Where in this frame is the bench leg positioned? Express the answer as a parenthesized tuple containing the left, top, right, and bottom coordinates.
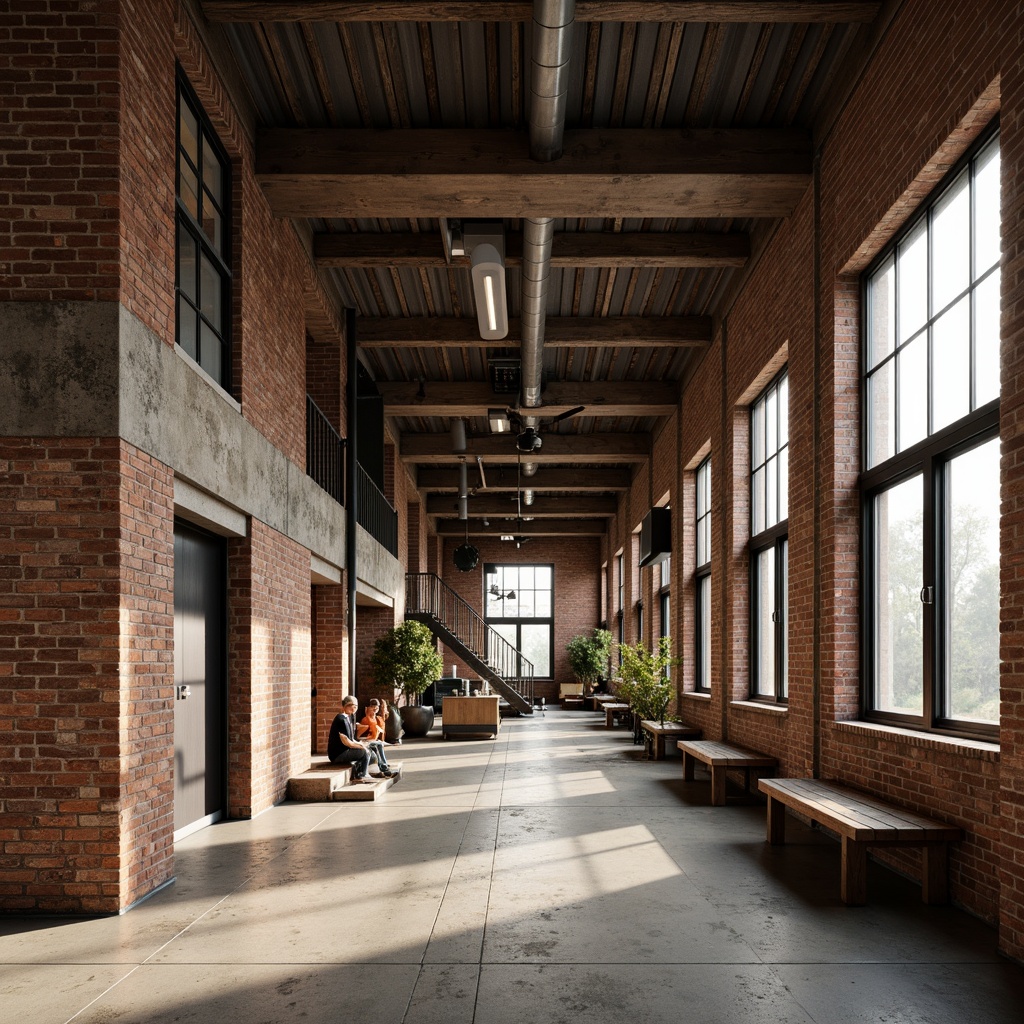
(766, 795, 786, 844)
(652, 735, 665, 761)
(682, 751, 695, 781)
(710, 766, 727, 806)
(841, 837, 868, 905)
(921, 844, 949, 904)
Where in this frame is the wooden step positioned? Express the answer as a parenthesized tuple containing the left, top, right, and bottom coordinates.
(288, 760, 403, 802)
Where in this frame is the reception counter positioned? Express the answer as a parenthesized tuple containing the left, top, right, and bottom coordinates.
(441, 696, 501, 739)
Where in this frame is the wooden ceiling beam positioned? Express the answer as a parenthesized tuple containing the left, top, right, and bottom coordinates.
(257, 128, 811, 220)
(378, 380, 678, 418)
(427, 494, 618, 517)
(356, 315, 711, 348)
(314, 230, 749, 269)
(436, 518, 608, 537)
(401, 432, 650, 463)
(416, 465, 633, 492)
(204, 2, 880, 26)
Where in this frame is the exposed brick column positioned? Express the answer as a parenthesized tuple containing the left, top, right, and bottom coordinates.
(312, 585, 346, 753)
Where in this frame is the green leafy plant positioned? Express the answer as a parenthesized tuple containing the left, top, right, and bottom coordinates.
(566, 628, 613, 688)
(370, 621, 444, 706)
(614, 636, 679, 724)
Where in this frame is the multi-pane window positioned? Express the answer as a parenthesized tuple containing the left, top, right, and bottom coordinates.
(695, 458, 712, 692)
(484, 564, 554, 678)
(616, 551, 624, 663)
(863, 129, 1000, 739)
(176, 74, 231, 390)
(751, 373, 788, 701)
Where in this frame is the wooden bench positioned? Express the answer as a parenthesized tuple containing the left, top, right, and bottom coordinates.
(758, 777, 964, 905)
(640, 720, 701, 760)
(678, 739, 778, 805)
(603, 702, 630, 727)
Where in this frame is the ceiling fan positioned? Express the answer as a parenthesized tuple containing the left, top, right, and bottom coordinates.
(503, 448, 533, 548)
(506, 404, 586, 452)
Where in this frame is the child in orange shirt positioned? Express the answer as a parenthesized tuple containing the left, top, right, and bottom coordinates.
(357, 699, 396, 776)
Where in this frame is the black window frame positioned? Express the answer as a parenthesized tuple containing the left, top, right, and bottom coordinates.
(694, 457, 712, 693)
(616, 551, 624, 665)
(750, 370, 789, 703)
(483, 563, 555, 681)
(176, 69, 232, 393)
(860, 125, 1001, 742)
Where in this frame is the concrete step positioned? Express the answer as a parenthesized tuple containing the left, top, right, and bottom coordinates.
(288, 759, 403, 802)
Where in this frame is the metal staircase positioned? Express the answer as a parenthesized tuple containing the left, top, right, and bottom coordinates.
(405, 573, 534, 715)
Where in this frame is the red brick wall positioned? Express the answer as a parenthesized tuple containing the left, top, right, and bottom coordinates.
(438, 535, 601, 704)
(0, 2, 122, 304)
(312, 585, 346, 754)
(0, 438, 174, 914)
(226, 520, 311, 817)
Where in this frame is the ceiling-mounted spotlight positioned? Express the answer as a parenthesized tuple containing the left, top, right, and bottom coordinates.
(488, 408, 511, 434)
(451, 419, 467, 453)
(516, 427, 542, 453)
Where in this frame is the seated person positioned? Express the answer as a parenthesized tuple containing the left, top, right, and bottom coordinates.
(327, 696, 391, 781)
(356, 698, 395, 776)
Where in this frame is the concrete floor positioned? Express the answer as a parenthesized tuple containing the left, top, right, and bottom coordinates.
(2, 709, 1023, 1023)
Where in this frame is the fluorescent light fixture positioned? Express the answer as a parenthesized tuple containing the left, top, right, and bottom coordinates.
(467, 224, 508, 341)
(488, 409, 511, 434)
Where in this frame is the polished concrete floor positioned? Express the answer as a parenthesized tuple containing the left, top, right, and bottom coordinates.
(2, 709, 1023, 1023)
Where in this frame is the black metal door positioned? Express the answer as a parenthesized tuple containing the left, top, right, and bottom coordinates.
(173, 521, 226, 833)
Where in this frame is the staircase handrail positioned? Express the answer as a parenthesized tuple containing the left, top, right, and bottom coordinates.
(405, 572, 534, 699)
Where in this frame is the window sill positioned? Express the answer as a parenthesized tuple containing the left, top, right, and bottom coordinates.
(175, 344, 241, 414)
(681, 691, 712, 702)
(833, 719, 999, 762)
(730, 699, 787, 715)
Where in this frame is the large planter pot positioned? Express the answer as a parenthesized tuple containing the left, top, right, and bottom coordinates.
(399, 704, 435, 737)
(383, 705, 403, 743)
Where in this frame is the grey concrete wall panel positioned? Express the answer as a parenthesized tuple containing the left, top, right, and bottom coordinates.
(1, 300, 402, 604)
(0, 301, 120, 436)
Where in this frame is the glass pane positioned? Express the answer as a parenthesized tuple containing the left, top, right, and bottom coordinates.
(897, 218, 928, 343)
(755, 547, 775, 697)
(178, 161, 199, 218)
(697, 518, 707, 566)
(752, 400, 764, 468)
(177, 295, 197, 359)
(778, 374, 788, 446)
(704, 461, 712, 509)
(778, 445, 788, 522)
(932, 171, 970, 310)
(780, 539, 788, 699)
(517, 588, 535, 618)
(974, 138, 1000, 277)
(535, 566, 552, 589)
(766, 386, 778, 456)
(946, 438, 999, 724)
(873, 475, 924, 715)
(535, 591, 551, 618)
(766, 454, 778, 530)
(868, 255, 896, 369)
(200, 253, 222, 329)
(178, 231, 197, 301)
(698, 575, 711, 689)
(696, 464, 708, 517)
(179, 100, 199, 165)
(203, 132, 223, 204)
(521, 624, 551, 676)
(974, 270, 1000, 406)
(931, 296, 970, 432)
(202, 191, 223, 255)
(897, 334, 927, 451)
(867, 359, 895, 468)
(519, 566, 535, 590)
(752, 466, 765, 536)
(199, 322, 222, 383)
(489, 624, 518, 675)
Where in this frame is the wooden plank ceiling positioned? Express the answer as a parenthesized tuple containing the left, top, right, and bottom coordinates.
(202, 0, 876, 540)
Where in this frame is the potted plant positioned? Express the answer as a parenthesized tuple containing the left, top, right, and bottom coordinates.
(614, 636, 679, 746)
(566, 628, 612, 695)
(370, 621, 444, 737)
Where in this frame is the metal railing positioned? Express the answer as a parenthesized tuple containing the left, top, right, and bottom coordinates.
(358, 464, 398, 557)
(406, 572, 534, 706)
(306, 395, 345, 504)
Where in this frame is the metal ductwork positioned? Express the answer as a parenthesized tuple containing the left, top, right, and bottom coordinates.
(521, 0, 575, 478)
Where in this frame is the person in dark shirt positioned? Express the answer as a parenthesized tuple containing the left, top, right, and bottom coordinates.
(327, 696, 392, 781)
